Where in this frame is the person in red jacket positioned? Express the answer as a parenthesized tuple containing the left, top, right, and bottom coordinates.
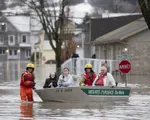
(79, 64, 96, 86)
(20, 63, 36, 102)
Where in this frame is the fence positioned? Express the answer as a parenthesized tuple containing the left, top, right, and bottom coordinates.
(62, 58, 150, 85)
(62, 58, 127, 83)
(62, 58, 119, 74)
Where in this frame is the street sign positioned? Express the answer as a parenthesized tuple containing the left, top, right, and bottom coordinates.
(117, 52, 133, 60)
(119, 60, 131, 73)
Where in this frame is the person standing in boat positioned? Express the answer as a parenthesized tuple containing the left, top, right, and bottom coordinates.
(43, 72, 57, 88)
(20, 63, 36, 102)
(79, 64, 97, 86)
(92, 66, 116, 87)
(57, 68, 73, 87)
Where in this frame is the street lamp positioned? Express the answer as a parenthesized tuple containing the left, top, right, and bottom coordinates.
(124, 48, 128, 52)
(5, 49, 9, 53)
(1, 23, 5, 25)
(17, 49, 20, 53)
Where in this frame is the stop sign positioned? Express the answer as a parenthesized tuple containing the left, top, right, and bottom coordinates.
(119, 60, 131, 73)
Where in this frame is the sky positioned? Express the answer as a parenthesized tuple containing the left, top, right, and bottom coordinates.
(2, 0, 140, 24)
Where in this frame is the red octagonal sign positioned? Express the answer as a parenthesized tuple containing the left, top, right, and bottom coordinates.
(119, 60, 131, 73)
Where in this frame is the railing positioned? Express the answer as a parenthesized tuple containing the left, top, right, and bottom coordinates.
(62, 58, 120, 75)
(62, 58, 131, 84)
(62, 58, 150, 85)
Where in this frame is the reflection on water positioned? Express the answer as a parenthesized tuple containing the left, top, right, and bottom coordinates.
(0, 61, 150, 120)
(20, 103, 33, 119)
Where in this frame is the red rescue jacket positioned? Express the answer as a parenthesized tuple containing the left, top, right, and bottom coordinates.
(84, 72, 96, 86)
(95, 73, 107, 86)
(20, 71, 35, 88)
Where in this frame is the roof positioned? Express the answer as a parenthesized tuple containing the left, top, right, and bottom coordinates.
(94, 18, 148, 44)
(7, 16, 30, 32)
(6, 16, 42, 32)
(102, 13, 141, 18)
(90, 14, 142, 41)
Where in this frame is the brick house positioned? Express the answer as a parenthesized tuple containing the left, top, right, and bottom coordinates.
(93, 18, 150, 75)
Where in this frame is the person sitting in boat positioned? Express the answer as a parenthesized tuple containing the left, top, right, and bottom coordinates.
(57, 68, 73, 87)
(79, 63, 97, 86)
(43, 72, 57, 88)
(92, 66, 116, 87)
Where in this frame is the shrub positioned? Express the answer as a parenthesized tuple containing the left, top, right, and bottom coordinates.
(45, 59, 56, 64)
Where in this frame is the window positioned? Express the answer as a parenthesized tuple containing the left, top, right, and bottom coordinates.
(8, 35, 15, 45)
(14, 50, 17, 55)
(0, 23, 7, 32)
(10, 36, 14, 43)
(0, 49, 6, 54)
(0, 36, 4, 44)
(22, 35, 27, 43)
(25, 49, 31, 57)
(9, 50, 12, 55)
(2, 49, 5, 54)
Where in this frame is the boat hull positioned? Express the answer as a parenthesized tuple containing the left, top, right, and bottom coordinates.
(34, 86, 131, 102)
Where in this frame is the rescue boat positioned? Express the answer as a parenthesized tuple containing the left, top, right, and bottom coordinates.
(34, 86, 131, 102)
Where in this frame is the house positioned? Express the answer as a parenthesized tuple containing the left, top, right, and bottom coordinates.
(93, 18, 150, 75)
(0, 15, 42, 60)
(34, 19, 76, 63)
(85, 14, 142, 58)
(74, 14, 142, 58)
(34, 30, 55, 63)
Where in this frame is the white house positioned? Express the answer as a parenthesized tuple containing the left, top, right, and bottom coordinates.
(0, 15, 42, 60)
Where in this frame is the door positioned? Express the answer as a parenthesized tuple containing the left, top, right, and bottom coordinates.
(7, 49, 19, 60)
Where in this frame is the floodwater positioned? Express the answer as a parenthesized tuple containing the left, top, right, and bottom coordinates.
(0, 61, 150, 120)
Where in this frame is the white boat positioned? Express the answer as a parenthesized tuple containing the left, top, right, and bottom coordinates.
(34, 86, 131, 102)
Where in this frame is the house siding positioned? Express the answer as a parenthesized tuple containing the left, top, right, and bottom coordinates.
(95, 29, 150, 75)
(0, 16, 32, 60)
(20, 48, 26, 60)
(126, 29, 150, 75)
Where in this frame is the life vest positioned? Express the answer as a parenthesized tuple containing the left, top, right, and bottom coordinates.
(84, 72, 96, 86)
(95, 73, 107, 86)
(95, 75, 104, 86)
(20, 71, 35, 88)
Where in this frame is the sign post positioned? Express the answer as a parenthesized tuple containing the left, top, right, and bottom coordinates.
(119, 60, 131, 87)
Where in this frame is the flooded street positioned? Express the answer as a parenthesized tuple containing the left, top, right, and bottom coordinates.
(0, 61, 150, 120)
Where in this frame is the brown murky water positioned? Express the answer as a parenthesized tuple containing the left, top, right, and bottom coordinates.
(0, 61, 150, 120)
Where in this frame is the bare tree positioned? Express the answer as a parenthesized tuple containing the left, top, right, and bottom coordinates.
(138, 0, 150, 29)
(18, 0, 69, 76)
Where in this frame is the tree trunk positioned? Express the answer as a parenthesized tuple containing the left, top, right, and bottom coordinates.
(55, 42, 62, 77)
(138, 0, 150, 29)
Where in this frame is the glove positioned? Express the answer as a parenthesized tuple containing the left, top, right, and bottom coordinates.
(30, 82, 36, 86)
(48, 83, 53, 87)
(80, 83, 85, 86)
